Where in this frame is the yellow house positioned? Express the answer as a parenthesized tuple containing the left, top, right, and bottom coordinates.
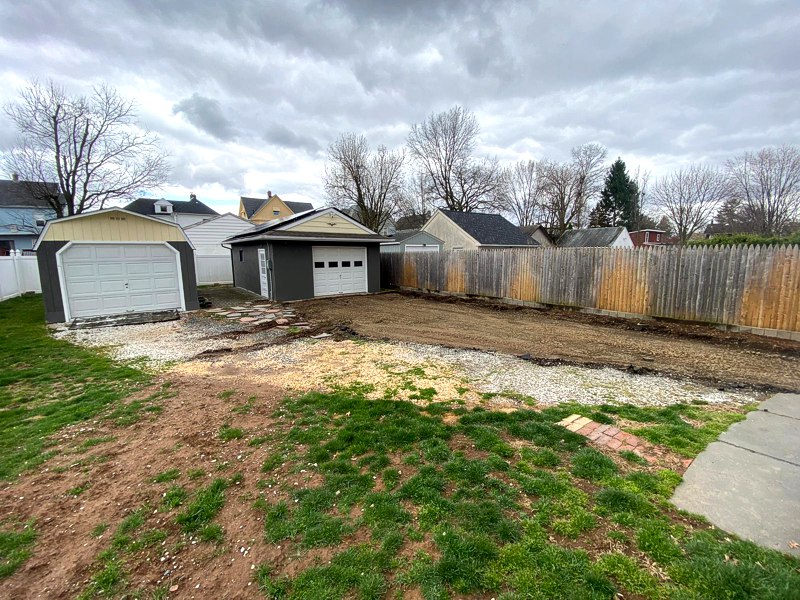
(238, 191, 314, 225)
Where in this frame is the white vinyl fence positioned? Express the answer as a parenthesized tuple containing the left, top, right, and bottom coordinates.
(195, 254, 233, 285)
(0, 251, 41, 301)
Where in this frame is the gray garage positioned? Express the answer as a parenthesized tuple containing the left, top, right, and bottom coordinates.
(225, 207, 386, 302)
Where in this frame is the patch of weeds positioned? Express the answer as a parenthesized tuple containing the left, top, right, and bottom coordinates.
(461, 424, 514, 458)
(261, 452, 285, 473)
(635, 520, 684, 564)
(409, 387, 438, 401)
(619, 449, 649, 466)
(129, 528, 168, 552)
(262, 500, 351, 548)
(91, 523, 110, 538)
(552, 508, 598, 539)
(419, 437, 452, 463)
(596, 552, 663, 599)
(433, 525, 498, 593)
(187, 468, 205, 480)
(513, 469, 571, 499)
(461, 408, 585, 451)
(595, 488, 654, 519)
(81, 555, 125, 598)
(232, 395, 257, 414)
(0, 520, 36, 578)
(453, 500, 520, 542)
(198, 523, 224, 544)
(218, 389, 236, 400)
(68, 482, 92, 496)
(219, 424, 245, 441)
(151, 468, 180, 483)
(571, 447, 618, 482)
(176, 478, 229, 534)
(382, 468, 401, 491)
(456, 386, 469, 395)
(162, 485, 188, 510)
(362, 492, 411, 535)
(248, 435, 272, 447)
(480, 392, 499, 401)
(520, 447, 560, 468)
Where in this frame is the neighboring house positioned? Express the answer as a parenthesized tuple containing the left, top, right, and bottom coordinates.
(421, 209, 538, 251)
(395, 213, 430, 230)
(239, 191, 313, 225)
(380, 229, 443, 253)
(124, 194, 219, 227)
(629, 229, 675, 248)
(183, 213, 254, 255)
(225, 207, 387, 301)
(0, 176, 60, 253)
(520, 224, 556, 247)
(558, 226, 634, 248)
(34, 208, 198, 323)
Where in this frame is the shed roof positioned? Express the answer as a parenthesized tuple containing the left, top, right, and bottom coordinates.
(558, 227, 626, 248)
(439, 209, 537, 246)
(124, 196, 219, 216)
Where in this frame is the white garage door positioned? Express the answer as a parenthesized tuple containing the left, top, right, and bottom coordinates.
(61, 243, 183, 320)
(312, 246, 367, 296)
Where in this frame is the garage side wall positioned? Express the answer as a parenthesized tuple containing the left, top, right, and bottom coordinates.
(36, 240, 68, 323)
(168, 241, 200, 310)
(231, 243, 263, 295)
(271, 243, 314, 301)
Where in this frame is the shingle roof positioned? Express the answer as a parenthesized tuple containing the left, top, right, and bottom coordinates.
(124, 197, 219, 216)
(284, 200, 314, 213)
(439, 209, 537, 246)
(240, 197, 266, 218)
(0, 179, 60, 208)
(393, 229, 423, 242)
(558, 227, 626, 248)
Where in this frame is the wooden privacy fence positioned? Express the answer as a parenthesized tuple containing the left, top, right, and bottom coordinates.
(380, 245, 800, 335)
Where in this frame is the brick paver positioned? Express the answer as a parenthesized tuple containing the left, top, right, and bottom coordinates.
(557, 413, 691, 469)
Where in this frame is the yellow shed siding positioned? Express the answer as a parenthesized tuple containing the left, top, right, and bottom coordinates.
(421, 212, 479, 251)
(251, 196, 293, 223)
(284, 213, 367, 234)
(42, 211, 185, 243)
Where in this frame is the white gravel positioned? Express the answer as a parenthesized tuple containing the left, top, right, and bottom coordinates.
(53, 316, 282, 365)
(397, 342, 755, 406)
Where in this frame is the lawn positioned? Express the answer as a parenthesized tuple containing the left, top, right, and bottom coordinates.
(0, 295, 150, 480)
(1, 295, 798, 598)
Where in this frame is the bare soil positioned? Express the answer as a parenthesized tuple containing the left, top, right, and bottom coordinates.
(296, 292, 800, 392)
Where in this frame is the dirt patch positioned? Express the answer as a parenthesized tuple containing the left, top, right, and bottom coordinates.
(295, 292, 800, 392)
(0, 374, 286, 600)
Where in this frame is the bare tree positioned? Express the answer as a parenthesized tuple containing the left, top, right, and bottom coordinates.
(502, 160, 544, 227)
(4, 80, 169, 217)
(652, 164, 727, 244)
(539, 143, 607, 236)
(323, 132, 405, 233)
(407, 106, 503, 212)
(726, 144, 800, 236)
(394, 170, 434, 228)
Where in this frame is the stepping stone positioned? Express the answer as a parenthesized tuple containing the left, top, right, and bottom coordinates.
(310, 333, 332, 339)
(206, 308, 225, 313)
(240, 317, 258, 323)
(276, 325, 289, 329)
(226, 313, 242, 318)
(294, 322, 309, 327)
(275, 318, 289, 325)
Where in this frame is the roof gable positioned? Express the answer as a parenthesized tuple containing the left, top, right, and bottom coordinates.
(438, 209, 536, 246)
(284, 200, 314, 213)
(0, 179, 61, 208)
(224, 207, 386, 243)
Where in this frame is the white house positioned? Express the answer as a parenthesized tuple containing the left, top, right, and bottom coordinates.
(557, 226, 634, 248)
(183, 213, 255, 285)
(124, 194, 219, 227)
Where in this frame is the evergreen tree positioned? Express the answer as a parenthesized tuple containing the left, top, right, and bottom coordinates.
(597, 158, 639, 229)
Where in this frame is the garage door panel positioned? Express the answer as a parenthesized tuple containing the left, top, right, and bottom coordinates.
(62, 243, 183, 319)
(312, 246, 367, 297)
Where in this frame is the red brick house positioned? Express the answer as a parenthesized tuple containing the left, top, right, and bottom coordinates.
(629, 229, 676, 248)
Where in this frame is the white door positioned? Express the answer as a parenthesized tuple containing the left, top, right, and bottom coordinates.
(405, 244, 439, 253)
(60, 243, 183, 320)
(312, 246, 367, 296)
(258, 248, 270, 298)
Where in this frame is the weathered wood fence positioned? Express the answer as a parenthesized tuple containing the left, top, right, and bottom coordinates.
(380, 245, 800, 335)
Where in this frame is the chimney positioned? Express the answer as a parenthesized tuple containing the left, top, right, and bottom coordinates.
(189, 192, 197, 202)
(11, 173, 18, 182)
(267, 190, 272, 198)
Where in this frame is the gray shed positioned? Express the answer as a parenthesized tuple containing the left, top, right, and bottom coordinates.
(225, 207, 387, 301)
(380, 229, 443, 253)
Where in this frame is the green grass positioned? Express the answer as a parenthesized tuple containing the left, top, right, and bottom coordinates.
(249, 389, 800, 600)
(0, 521, 36, 578)
(0, 296, 150, 479)
(151, 468, 180, 483)
(219, 424, 245, 441)
(161, 485, 188, 510)
(67, 482, 92, 496)
(176, 477, 231, 534)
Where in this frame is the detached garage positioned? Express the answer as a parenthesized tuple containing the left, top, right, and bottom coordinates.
(34, 208, 199, 323)
(225, 207, 387, 301)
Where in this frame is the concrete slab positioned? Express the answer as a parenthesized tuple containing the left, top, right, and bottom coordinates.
(719, 411, 800, 465)
(758, 393, 800, 420)
(672, 441, 800, 555)
(672, 393, 800, 556)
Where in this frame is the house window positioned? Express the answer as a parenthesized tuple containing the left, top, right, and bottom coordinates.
(656, 233, 661, 242)
(354, 260, 363, 267)
(342, 261, 351, 267)
(273, 210, 280, 216)
(239, 249, 244, 262)
(159, 206, 168, 213)
(314, 261, 325, 268)
(328, 261, 338, 268)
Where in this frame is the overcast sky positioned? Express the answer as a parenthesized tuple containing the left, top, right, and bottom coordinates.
(0, 0, 797, 214)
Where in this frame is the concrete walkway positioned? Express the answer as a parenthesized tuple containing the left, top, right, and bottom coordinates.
(672, 393, 800, 556)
